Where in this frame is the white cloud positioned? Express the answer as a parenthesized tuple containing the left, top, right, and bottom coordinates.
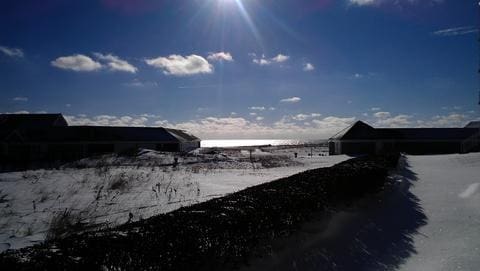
(374, 114, 412, 128)
(174, 115, 355, 139)
(94, 53, 137, 73)
(280, 97, 301, 103)
(207, 52, 233, 62)
(311, 116, 356, 131)
(145, 54, 213, 76)
(421, 113, 469, 128)
(249, 106, 266, 111)
(249, 112, 257, 116)
(303, 63, 315, 71)
(433, 26, 478, 37)
(272, 54, 289, 63)
(123, 79, 158, 88)
(12, 97, 28, 102)
(371, 107, 381, 111)
(51, 54, 102, 72)
(65, 115, 149, 127)
(153, 119, 171, 127)
(252, 53, 290, 66)
(269, 107, 276, 111)
(292, 113, 322, 121)
(0, 46, 24, 58)
(253, 57, 271, 66)
(373, 111, 391, 118)
(48, 111, 480, 142)
(292, 114, 309, 121)
(349, 0, 378, 6)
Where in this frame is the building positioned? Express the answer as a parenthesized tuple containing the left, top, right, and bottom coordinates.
(329, 120, 480, 155)
(0, 114, 200, 162)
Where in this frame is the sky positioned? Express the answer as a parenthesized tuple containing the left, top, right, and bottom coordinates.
(0, 0, 479, 139)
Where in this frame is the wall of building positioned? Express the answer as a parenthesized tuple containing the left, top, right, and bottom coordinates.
(329, 140, 465, 155)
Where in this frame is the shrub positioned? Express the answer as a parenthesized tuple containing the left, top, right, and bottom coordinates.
(46, 209, 84, 241)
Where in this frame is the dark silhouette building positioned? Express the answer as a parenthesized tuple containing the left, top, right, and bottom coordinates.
(329, 121, 480, 155)
(0, 114, 200, 162)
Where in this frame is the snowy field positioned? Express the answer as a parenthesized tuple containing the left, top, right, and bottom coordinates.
(0, 146, 349, 252)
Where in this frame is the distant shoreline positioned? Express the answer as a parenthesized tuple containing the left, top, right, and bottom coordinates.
(201, 139, 328, 148)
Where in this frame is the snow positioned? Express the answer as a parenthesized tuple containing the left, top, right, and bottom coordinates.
(241, 152, 480, 271)
(398, 153, 480, 271)
(0, 146, 349, 252)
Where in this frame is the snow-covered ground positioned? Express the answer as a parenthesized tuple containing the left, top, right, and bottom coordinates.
(398, 153, 480, 271)
(0, 146, 349, 252)
(241, 152, 480, 271)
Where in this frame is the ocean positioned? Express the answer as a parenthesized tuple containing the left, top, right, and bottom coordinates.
(200, 139, 327, 148)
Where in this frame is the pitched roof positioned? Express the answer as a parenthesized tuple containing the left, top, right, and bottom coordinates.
(0, 114, 67, 130)
(166, 128, 200, 142)
(331, 120, 479, 141)
(20, 126, 183, 143)
(330, 120, 375, 140)
(465, 121, 480, 128)
(0, 113, 201, 144)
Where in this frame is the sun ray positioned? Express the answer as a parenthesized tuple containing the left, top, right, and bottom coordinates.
(232, 0, 264, 51)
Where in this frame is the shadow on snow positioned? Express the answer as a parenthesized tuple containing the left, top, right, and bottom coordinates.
(242, 156, 427, 271)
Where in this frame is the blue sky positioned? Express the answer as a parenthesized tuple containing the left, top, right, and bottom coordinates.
(1, 0, 479, 139)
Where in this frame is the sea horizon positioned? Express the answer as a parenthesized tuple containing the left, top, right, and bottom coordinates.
(200, 139, 328, 148)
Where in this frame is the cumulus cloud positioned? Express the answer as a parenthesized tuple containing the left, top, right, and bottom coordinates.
(207, 52, 233, 62)
(280, 97, 301, 103)
(373, 111, 391, 118)
(272, 54, 290, 63)
(252, 53, 290, 66)
(374, 114, 412, 127)
(12, 97, 28, 102)
(47, 111, 480, 141)
(65, 115, 149, 127)
(56, 112, 363, 140)
(51, 54, 102, 72)
(292, 113, 322, 121)
(0, 46, 24, 58)
(303, 63, 315, 71)
(174, 115, 355, 139)
(433, 26, 478, 37)
(253, 57, 271, 66)
(94, 53, 138, 73)
(249, 106, 266, 111)
(145, 54, 213, 76)
(420, 113, 469, 128)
